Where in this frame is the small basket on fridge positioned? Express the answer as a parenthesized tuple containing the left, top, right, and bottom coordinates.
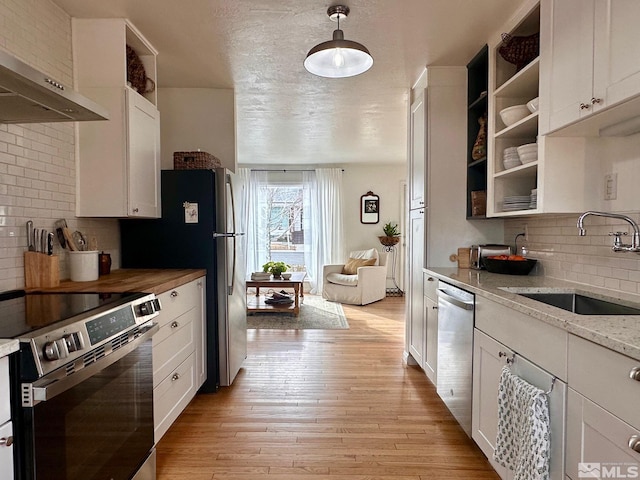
(173, 151, 222, 170)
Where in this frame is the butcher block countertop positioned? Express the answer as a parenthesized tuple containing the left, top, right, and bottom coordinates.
(27, 269, 206, 295)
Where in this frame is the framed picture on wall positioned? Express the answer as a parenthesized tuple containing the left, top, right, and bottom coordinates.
(360, 191, 379, 224)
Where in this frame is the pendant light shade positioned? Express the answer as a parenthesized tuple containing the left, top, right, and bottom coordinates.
(304, 6, 373, 78)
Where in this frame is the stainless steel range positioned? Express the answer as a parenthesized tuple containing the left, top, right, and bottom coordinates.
(0, 290, 161, 480)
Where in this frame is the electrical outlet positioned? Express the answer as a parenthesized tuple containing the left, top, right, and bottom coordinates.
(604, 173, 618, 200)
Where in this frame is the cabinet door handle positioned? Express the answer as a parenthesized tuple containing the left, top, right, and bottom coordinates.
(171, 321, 179, 329)
(132, 207, 139, 213)
(170, 290, 179, 298)
(432, 306, 438, 310)
(591, 97, 602, 105)
(498, 351, 515, 364)
(0, 436, 13, 447)
(629, 435, 640, 452)
(630, 366, 640, 381)
(580, 103, 590, 110)
(172, 373, 180, 381)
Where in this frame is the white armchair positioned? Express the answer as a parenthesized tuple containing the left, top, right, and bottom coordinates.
(322, 248, 388, 305)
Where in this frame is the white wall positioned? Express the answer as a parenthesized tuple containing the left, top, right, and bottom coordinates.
(158, 88, 236, 171)
(0, 0, 120, 289)
(504, 133, 640, 294)
(423, 67, 504, 268)
(342, 164, 406, 289)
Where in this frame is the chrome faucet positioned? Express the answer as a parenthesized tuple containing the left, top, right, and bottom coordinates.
(577, 211, 640, 253)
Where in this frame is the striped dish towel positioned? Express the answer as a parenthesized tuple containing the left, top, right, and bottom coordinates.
(493, 366, 550, 480)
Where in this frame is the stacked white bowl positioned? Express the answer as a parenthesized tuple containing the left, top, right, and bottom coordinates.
(503, 146, 521, 170)
(516, 143, 538, 164)
(499, 104, 530, 127)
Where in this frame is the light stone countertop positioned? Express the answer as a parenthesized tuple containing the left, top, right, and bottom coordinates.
(0, 339, 19, 359)
(425, 267, 640, 362)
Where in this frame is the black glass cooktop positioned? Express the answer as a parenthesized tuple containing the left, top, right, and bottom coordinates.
(0, 290, 139, 339)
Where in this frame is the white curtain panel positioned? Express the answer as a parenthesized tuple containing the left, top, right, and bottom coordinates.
(239, 168, 270, 276)
(304, 168, 345, 294)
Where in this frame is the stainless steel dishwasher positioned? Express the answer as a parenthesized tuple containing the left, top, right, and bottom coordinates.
(436, 281, 475, 436)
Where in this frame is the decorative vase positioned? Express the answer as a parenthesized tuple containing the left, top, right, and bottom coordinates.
(272, 273, 282, 279)
(379, 235, 400, 247)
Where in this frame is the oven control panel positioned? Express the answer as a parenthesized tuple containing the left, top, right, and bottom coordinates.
(21, 293, 161, 377)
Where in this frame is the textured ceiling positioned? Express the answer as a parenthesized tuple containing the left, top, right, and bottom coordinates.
(52, 0, 524, 165)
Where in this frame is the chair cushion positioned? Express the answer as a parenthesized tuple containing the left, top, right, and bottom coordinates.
(326, 272, 359, 286)
(342, 257, 376, 275)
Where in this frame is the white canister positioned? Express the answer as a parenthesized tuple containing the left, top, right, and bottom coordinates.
(69, 250, 99, 282)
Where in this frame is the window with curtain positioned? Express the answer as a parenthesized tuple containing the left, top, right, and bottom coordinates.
(240, 168, 344, 295)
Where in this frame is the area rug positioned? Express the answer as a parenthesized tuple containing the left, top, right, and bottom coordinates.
(247, 295, 349, 330)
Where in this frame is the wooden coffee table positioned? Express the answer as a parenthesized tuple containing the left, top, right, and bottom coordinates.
(246, 272, 306, 316)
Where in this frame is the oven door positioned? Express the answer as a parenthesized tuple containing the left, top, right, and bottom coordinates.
(16, 325, 157, 480)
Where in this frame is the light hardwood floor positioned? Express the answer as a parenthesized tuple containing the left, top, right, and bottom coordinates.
(156, 296, 499, 479)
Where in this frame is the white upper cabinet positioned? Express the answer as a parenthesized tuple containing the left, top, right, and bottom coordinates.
(74, 19, 161, 218)
(409, 91, 426, 210)
(543, 0, 595, 132)
(543, 0, 640, 135)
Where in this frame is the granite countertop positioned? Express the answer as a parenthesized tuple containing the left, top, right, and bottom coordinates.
(425, 267, 640, 361)
(0, 339, 19, 358)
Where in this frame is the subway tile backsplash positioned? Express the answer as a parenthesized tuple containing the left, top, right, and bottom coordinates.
(0, 0, 120, 291)
(505, 213, 640, 294)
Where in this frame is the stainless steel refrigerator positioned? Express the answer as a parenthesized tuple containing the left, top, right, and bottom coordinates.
(120, 168, 247, 391)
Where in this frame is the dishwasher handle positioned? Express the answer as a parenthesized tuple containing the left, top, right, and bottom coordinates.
(437, 289, 474, 310)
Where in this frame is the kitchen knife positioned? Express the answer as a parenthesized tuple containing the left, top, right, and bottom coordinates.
(41, 229, 47, 254)
(26, 221, 34, 251)
(34, 228, 39, 253)
(47, 232, 54, 255)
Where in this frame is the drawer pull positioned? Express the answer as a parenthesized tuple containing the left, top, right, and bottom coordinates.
(0, 436, 13, 447)
(170, 290, 179, 298)
(171, 321, 179, 329)
(629, 435, 640, 453)
(630, 367, 640, 381)
(172, 373, 180, 381)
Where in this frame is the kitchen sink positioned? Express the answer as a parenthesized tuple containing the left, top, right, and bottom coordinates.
(517, 292, 640, 315)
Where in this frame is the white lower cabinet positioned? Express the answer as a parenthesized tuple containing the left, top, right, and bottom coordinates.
(407, 209, 425, 367)
(423, 273, 438, 384)
(565, 334, 640, 479)
(0, 421, 13, 480)
(423, 296, 438, 384)
(472, 328, 567, 480)
(472, 329, 514, 479)
(153, 277, 206, 443)
(0, 356, 12, 480)
(566, 389, 640, 480)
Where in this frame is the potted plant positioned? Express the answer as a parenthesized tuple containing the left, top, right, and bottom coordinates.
(379, 222, 401, 247)
(262, 261, 289, 279)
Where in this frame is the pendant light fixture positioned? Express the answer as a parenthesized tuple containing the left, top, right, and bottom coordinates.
(304, 5, 373, 78)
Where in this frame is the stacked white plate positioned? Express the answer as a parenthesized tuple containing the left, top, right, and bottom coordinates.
(517, 143, 538, 164)
(503, 195, 531, 211)
(529, 188, 538, 209)
(503, 146, 521, 170)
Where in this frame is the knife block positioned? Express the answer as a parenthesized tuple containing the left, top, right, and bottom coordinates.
(24, 252, 60, 289)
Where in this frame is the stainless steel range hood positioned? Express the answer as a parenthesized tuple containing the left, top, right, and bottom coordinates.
(0, 49, 109, 123)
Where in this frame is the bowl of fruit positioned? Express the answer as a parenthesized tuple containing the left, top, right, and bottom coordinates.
(483, 255, 537, 275)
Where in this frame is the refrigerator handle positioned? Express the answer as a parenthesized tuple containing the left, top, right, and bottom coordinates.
(227, 174, 237, 296)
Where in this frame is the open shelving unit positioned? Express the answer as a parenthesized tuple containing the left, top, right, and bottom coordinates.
(488, 4, 540, 217)
(466, 45, 489, 219)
